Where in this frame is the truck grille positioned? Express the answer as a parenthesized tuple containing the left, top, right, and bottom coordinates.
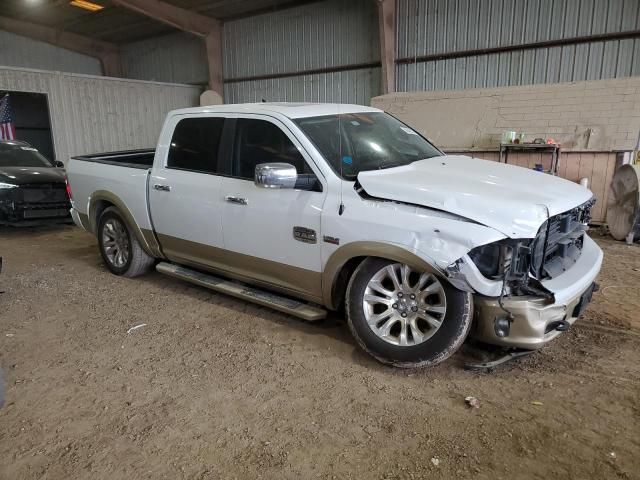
(531, 199, 594, 279)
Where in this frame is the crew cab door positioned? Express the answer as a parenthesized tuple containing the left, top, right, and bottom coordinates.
(220, 115, 326, 300)
(149, 114, 229, 264)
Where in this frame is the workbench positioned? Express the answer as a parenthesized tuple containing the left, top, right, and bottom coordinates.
(499, 143, 561, 174)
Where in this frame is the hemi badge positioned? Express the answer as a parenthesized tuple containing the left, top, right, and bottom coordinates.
(323, 235, 340, 245)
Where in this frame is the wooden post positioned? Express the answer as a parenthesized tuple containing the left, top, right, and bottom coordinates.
(205, 22, 224, 97)
(377, 0, 396, 94)
(111, 0, 223, 98)
(100, 51, 123, 77)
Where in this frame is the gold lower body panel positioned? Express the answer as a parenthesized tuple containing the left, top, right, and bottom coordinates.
(156, 234, 324, 305)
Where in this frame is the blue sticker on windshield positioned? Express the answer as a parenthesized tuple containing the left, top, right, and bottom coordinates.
(342, 156, 353, 165)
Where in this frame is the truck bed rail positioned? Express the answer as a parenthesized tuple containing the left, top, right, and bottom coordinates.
(71, 149, 155, 169)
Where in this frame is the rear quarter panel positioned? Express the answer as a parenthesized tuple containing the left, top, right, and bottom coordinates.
(67, 159, 153, 234)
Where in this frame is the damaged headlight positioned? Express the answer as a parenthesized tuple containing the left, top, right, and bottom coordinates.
(529, 220, 548, 278)
(467, 238, 553, 299)
(468, 239, 532, 281)
(467, 243, 501, 278)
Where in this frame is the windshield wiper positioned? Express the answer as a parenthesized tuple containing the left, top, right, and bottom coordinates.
(378, 162, 408, 170)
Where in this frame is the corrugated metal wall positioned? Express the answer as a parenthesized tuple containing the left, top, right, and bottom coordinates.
(5, 0, 638, 106)
(397, 0, 640, 91)
(223, 0, 380, 105)
(0, 67, 201, 163)
(0, 31, 102, 76)
(225, 68, 380, 105)
(122, 32, 209, 86)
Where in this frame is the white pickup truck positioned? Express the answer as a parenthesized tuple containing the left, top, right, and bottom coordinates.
(67, 103, 602, 368)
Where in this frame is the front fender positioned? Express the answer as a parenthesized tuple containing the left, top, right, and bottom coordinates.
(321, 218, 507, 310)
(321, 241, 443, 310)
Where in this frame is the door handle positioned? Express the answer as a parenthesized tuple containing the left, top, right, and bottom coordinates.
(153, 184, 171, 192)
(225, 195, 248, 205)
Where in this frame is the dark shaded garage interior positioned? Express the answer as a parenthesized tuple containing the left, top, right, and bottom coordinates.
(1, 1, 640, 479)
(0, 91, 55, 161)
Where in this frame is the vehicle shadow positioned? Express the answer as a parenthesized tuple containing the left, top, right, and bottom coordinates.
(140, 271, 482, 374)
(0, 224, 74, 237)
(56, 231, 495, 375)
(136, 269, 353, 340)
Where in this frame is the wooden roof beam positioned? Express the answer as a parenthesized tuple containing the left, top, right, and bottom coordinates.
(0, 14, 118, 57)
(0, 15, 121, 77)
(111, 0, 223, 96)
(111, 0, 218, 37)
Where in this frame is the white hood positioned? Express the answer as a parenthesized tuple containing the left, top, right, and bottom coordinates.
(357, 155, 594, 238)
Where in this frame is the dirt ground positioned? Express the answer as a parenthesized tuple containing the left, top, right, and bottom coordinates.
(0, 226, 639, 480)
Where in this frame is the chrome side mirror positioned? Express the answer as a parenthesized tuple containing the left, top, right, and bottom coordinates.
(255, 163, 297, 189)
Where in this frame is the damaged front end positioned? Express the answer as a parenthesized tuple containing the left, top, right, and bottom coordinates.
(444, 238, 554, 301)
(445, 199, 601, 349)
(468, 238, 555, 299)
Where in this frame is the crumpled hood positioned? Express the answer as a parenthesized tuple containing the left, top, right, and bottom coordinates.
(357, 155, 594, 238)
(0, 166, 65, 186)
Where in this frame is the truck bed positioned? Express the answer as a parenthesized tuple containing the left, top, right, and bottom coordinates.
(67, 149, 155, 235)
(72, 149, 155, 169)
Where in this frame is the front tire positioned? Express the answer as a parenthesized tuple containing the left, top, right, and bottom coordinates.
(97, 207, 154, 278)
(346, 258, 472, 368)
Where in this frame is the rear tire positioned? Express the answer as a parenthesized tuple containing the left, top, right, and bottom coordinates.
(346, 258, 472, 368)
(97, 207, 154, 278)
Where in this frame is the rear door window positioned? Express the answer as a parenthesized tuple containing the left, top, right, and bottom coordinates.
(167, 117, 225, 174)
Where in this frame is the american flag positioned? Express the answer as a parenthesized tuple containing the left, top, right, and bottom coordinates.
(0, 94, 17, 141)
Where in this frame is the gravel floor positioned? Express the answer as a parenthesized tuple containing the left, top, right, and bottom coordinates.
(0, 226, 639, 480)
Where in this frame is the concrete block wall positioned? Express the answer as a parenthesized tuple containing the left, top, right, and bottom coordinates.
(372, 77, 640, 152)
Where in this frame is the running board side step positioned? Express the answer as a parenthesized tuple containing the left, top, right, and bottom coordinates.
(156, 262, 327, 322)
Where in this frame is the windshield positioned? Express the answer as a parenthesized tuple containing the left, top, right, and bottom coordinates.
(0, 145, 53, 168)
(295, 112, 442, 180)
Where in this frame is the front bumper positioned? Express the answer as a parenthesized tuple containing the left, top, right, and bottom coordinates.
(472, 235, 603, 349)
(0, 199, 71, 226)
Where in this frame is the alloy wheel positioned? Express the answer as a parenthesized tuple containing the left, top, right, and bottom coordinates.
(362, 263, 447, 346)
(102, 217, 130, 268)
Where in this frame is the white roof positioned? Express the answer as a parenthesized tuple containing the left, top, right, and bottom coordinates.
(169, 102, 382, 119)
